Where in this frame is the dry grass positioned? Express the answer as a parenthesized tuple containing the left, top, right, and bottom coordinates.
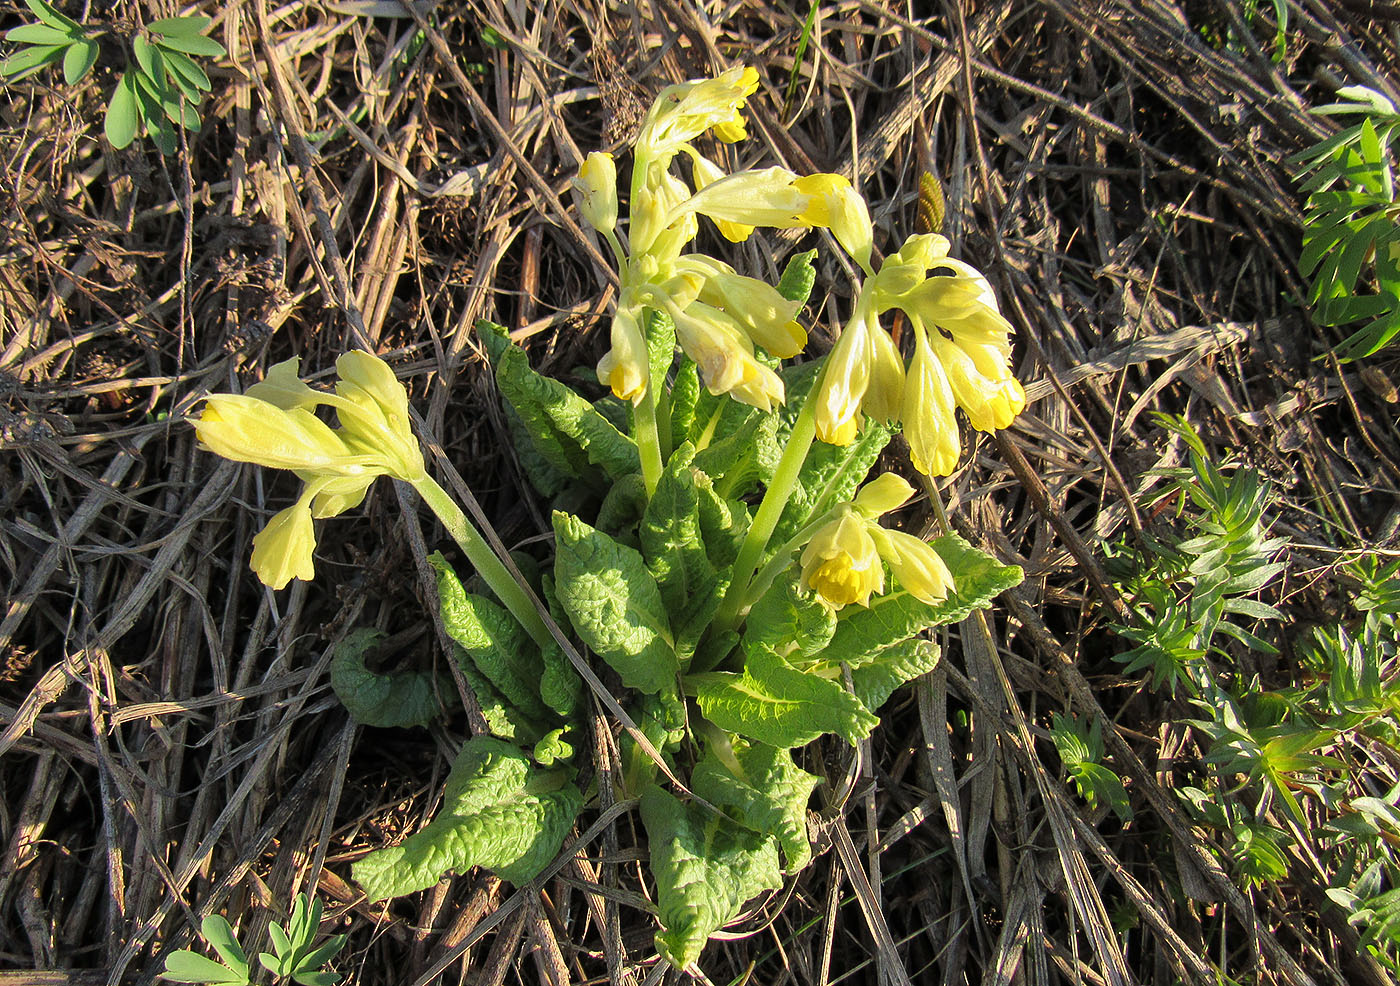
(2, 0, 1399, 984)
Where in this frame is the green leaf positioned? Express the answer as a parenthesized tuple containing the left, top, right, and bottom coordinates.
(693, 411, 780, 500)
(691, 739, 819, 871)
(290, 933, 346, 978)
(641, 445, 727, 657)
(162, 48, 211, 95)
(741, 574, 835, 661)
(61, 37, 95, 84)
(132, 35, 165, 87)
(552, 511, 678, 694)
(430, 553, 552, 723)
(537, 639, 583, 720)
(694, 647, 878, 748)
(1, 43, 66, 80)
(822, 534, 1023, 666)
(639, 784, 782, 970)
(24, 0, 82, 32)
(1067, 761, 1133, 822)
(480, 320, 639, 489)
(160, 951, 249, 985)
(149, 15, 213, 37)
(533, 727, 574, 766)
(645, 307, 676, 395)
(6, 23, 76, 45)
(695, 479, 750, 571)
(670, 359, 700, 443)
(848, 637, 941, 711)
(150, 31, 226, 58)
(452, 644, 547, 744)
(776, 249, 818, 304)
(354, 736, 583, 898)
(200, 916, 248, 976)
(293, 973, 340, 986)
(329, 628, 441, 728)
(105, 71, 141, 148)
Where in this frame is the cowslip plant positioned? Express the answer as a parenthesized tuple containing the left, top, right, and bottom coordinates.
(191, 67, 1026, 971)
(1, 0, 223, 154)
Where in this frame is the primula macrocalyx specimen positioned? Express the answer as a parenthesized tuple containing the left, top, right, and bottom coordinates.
(192, 351, 427, 589)
(800, 509, 884, 609)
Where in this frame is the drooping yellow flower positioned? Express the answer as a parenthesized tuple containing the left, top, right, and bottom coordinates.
(800, 509, 884, 609)
(671, 301, 784, 411)
(792, 174, 873, 272)
(637, 66, 760, 160)
(596, 307, 650, 404)
(810, 305, 904, 446)
(902, 325, 961, 478)
(869, 527, 954, 605)
(192, 351, 427, 588)
(853, 472, 915, 517)
(679, 256, 806, 358)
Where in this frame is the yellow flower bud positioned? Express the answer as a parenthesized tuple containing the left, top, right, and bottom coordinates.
(812, 316, 871, 446)
(870, 527, 953, 605)
(853, 473, 915, 518)
(639, 66, 760, 158)
(902, 327, 961, 477)
(249, 497, 317, 590)
(333, 351, 425, 480)
(597, 307, 650, 404)
(573, 151, 618, 234)
(672, 302, 784, 410)
(800, 509, 884, 609)
(193, 395, 351, 471)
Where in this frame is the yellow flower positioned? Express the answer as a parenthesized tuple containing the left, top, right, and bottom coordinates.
(681, 257, 806, 358)
(902, 325, 961, 478)
(671, 301, 784, 411)
(597, 307, 650, 404)
(800, 509, 884, 609)
(193, 351, 427, 588)
(792, 174, 873, 271)
(573, 151, 618, 235)
(250, 495, 318, 590)
(683, 167, 813, 240)
(810, 307, 904, 445)
(687, 154, 754, 242)
(869, 527, 953, 605)
(638, 66, 760, 159)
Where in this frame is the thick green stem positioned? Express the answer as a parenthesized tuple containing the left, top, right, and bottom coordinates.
(412, 473, 553, 649)
(635, 381, 664, 497)
(714, 397, 818, 630)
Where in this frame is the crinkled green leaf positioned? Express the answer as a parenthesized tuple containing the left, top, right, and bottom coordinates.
(823, 535, 1022, 667)
(533, 727, 574, 766)
(479, 320, 639, 489)
(596, 471, 647, 538)
(693, 411, 780, 500)
(430, 553, 552, 723)
(776, 249, 818, 304)
(451, 647, 546, 745)
(537, 639, 582, 720)
(847, 638, 941, 711)
(553, 512, 677, 694)
(642, 445, 727, 659)
(639, 784, 782, 970)
(694, 647, 878, 748)
(329, 628, 440, 728)
(691, 740, 818, 871)
(695, 476, 750, 572)
(645, 307, 676, 394)
(354, 737, 583, 898)
(670, 359, 701, 443)
(742, 574, 835, 661)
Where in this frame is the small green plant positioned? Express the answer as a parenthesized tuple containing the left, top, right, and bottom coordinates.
(1, 0, 224, 154)
(162, 895, 346, 986)
(1289, 86, 1400, 360)
(1048, 712, 1131, 821)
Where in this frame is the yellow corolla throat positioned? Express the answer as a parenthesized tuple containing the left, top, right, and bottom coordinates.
(800, 510, 884, 609)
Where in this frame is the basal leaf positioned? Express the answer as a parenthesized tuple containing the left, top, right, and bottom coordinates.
(693, 411, 780, 500)
(148, 15, 213, 36)
(646, 308, 676, 395)
(104, 71, 141, 148)
(6, 22, 75, 45)
(639, 784, 782, 970)
(329, 628, 441, 728)
(847, 638, 941, 712)
(150, 31, 226, 58)
(695, 478, 750, 571)
(0, 42, 65, 80)
(694, 647, 878, 748)
(691, 740, 819, 871)
(430, 553, 552, 723)
(823, 534, 1022, 667)
(160, 950, 249, 985)
(538, 640, 583, 720)
(354, 737, 583, 898)
(742, 574, 835, 662)
(553, 512, 678, 694)
(61, 37, 96, 84)
(452, 644, 548, 745)
(480, 320, 639, 490)
(670, 359, 700, 444)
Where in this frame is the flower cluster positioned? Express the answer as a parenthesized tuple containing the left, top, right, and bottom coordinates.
(811, 233, 1026, 477)
(799, 473, 954, 609)
(572, 67, 865, 412)
(192, 352, 424, 589)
